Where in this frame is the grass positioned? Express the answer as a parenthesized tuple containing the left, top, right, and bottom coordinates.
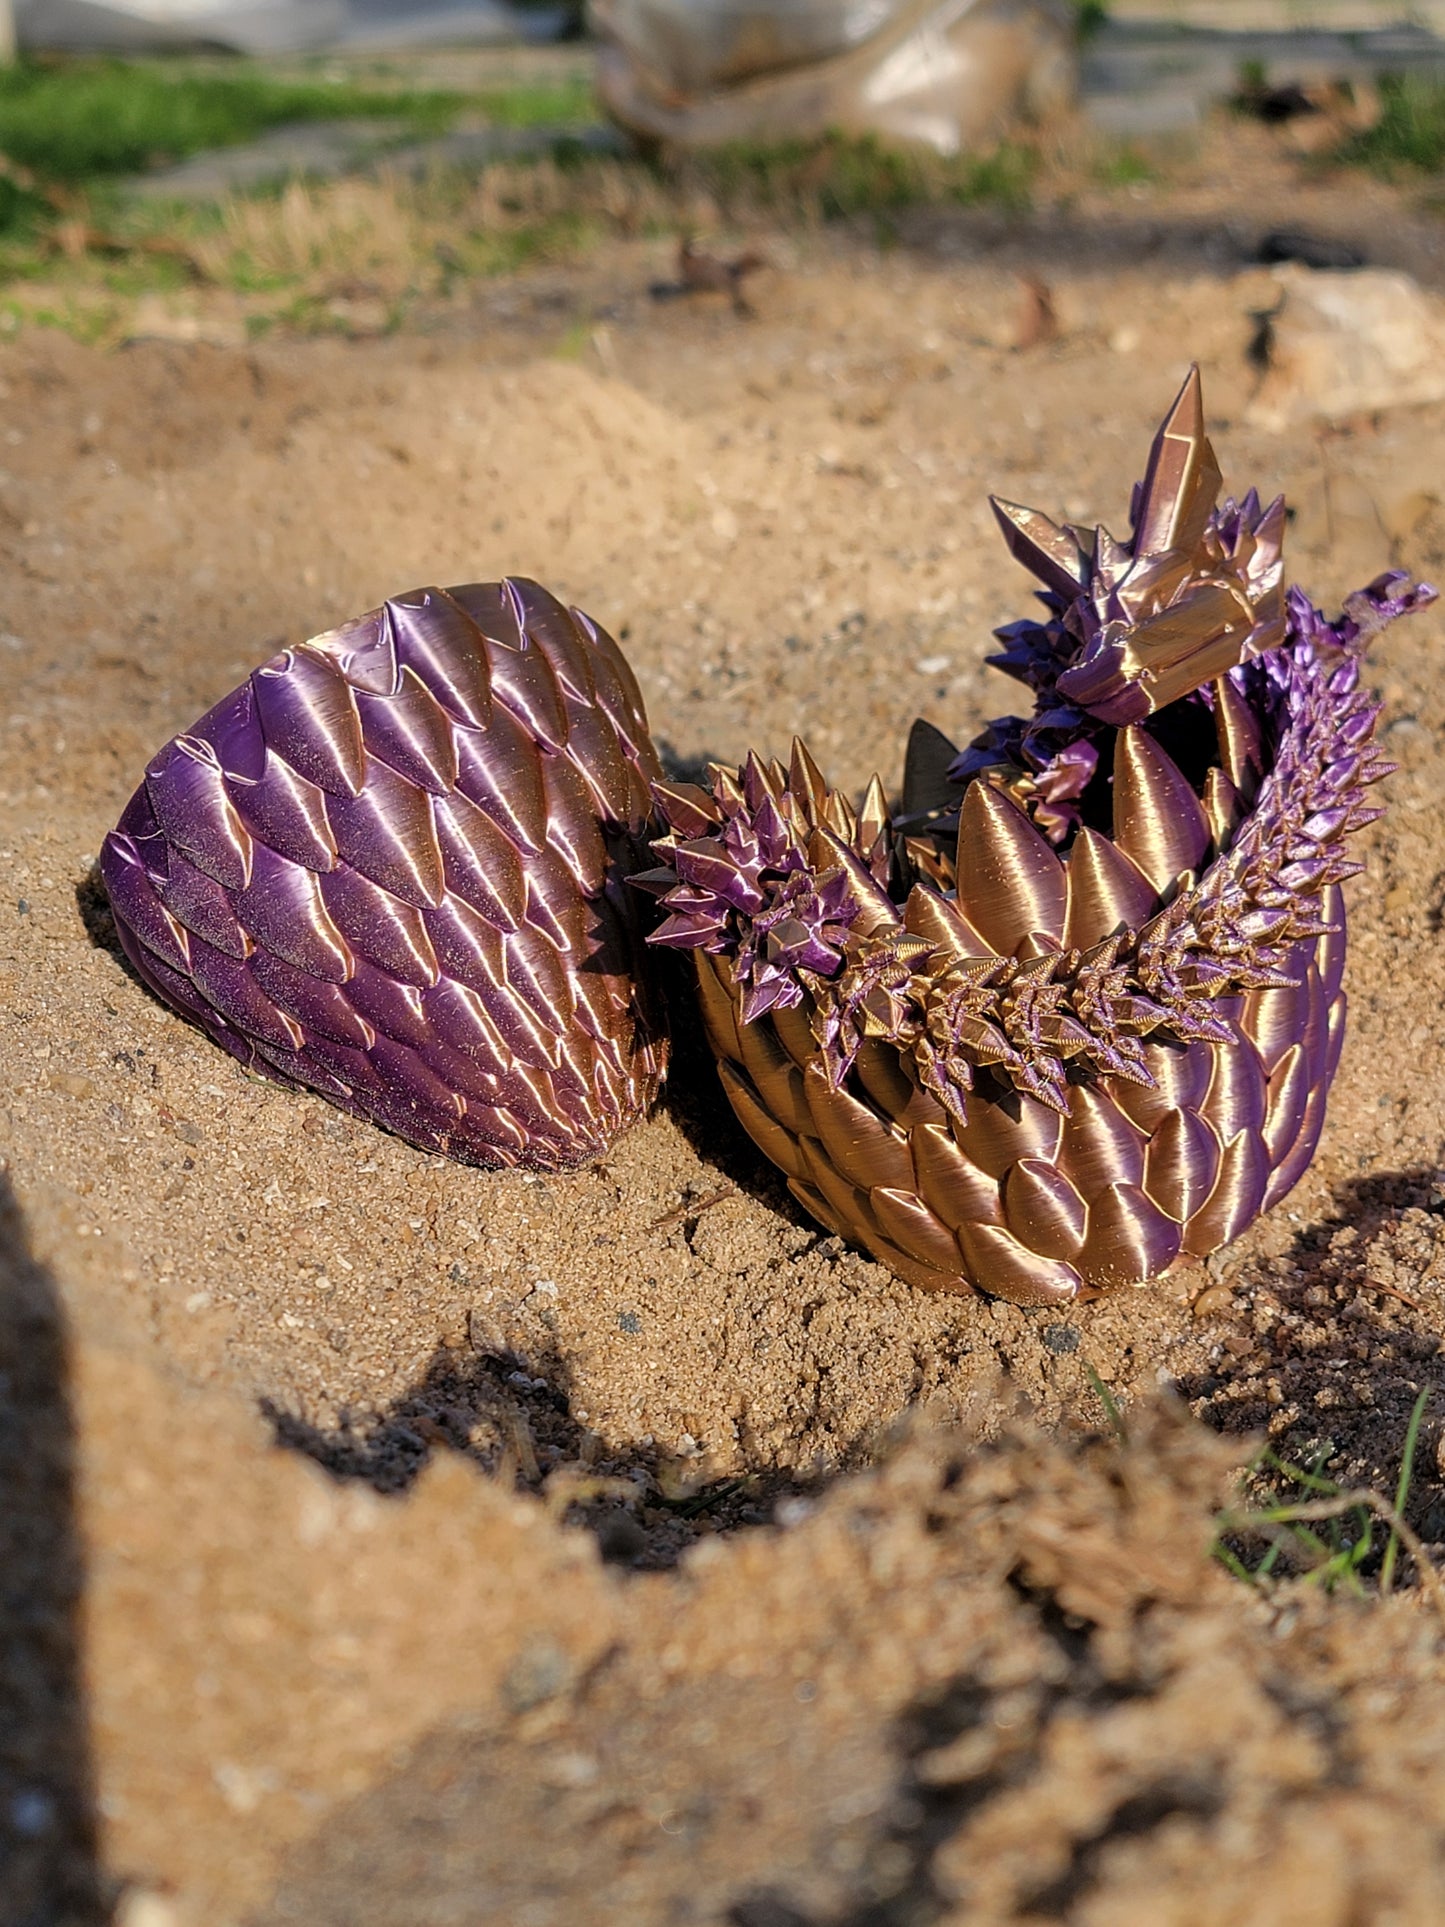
(0, 53, 1079, 347)
(0, 57, 1045, 346)
(1336, 74, 1445, 175)
(0, 58, 482, 185)
(473, 73, 596, 132)
(1092, 143, 1154, 189)
(0, 53, 609, 328)
(689, 133, 1037, 221)
(1212, 1388, 1435, 1600)
(1083, 1359, 1127, 1442)
(1078, 1363, 1438, 1603)
(1380, 1386, 1428, 1595)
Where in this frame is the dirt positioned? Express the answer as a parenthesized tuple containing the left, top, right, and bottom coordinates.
(5, 121, 1445, 1925)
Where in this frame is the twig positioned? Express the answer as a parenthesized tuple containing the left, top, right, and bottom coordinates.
(1363, 1279, 1425, 1313)
(662, 1476, 748, 1520)
(647, 1185, 736, 1233)
(649, 239, 768, 319)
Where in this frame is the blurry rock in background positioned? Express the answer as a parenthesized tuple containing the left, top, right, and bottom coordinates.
(1082, 2, 1445, 139)
(588, 0, 1078, 155)
(1233, 70, 1382, 152)
(1247, 263, 1445, 429)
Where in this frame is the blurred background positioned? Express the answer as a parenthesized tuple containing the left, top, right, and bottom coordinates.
(3, 0, 1445, 349)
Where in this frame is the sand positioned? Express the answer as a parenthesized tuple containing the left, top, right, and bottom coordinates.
(5, 128, 1445, 1924)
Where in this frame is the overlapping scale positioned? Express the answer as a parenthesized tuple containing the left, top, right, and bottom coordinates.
(102, 577, 667, 1169)
(1111, 728, 1211, 894)
(953, 782, 1066, 953)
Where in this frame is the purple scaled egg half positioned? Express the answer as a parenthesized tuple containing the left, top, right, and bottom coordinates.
(101, 578, 668, 1169)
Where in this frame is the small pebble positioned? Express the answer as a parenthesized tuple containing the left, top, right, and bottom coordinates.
(48, 1070, 94, 1098)
(114, 1893, 178, 1927)
(1192, 1285, 1237, 1320)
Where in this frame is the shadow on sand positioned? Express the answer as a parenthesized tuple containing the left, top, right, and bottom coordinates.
(1177, 1164, 1445, 1554)
(0, 1174, 109, 1927)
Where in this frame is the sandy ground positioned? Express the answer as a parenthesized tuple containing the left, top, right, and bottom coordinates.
(5, 125, 1445, 1924)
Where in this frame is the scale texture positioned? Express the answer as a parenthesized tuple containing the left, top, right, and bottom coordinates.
(645, 372, 1435, 1301)
(101, 578, 667, 1169)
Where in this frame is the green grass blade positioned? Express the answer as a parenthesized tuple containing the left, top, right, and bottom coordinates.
(1210, 1539, 1257, 1585)
(1257, 1448, 1341, 1496)
(1082, 1360, 1126, 1442)
(1381, 1387, 1430, 1596)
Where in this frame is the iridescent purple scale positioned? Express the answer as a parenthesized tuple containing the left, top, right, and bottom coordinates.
(484, 631, 570, 751)
(233, 843, 350, 981)
(250, 1040, 352, 1102)
(155, 849, 250, 960)
(355, 667, 459, 795)
(318, 865, 438, 988)
(145, 740, 253, 889)
(577, 606, 650, 724)
(1263, 1043, 1313, 1166)
(363, 1032, 465, 1127)
(503, 922, 575, 1033)
(430, 792, 525, 932)
(249, 950, 374, 1052)
(569, 954, 627, 1047)
(227, 751, 337, 873)
(452, 709, 548, 854)
(423, 892, 507, 1002)
(421, 978, 512, 1075)
(520, 877, 580, 960)
(385, 594, 491, 728)
(516, 592, 598, 704)
(416, 1034, 504, 1116)
(198, 682, 269, 784)
(480, 987, 565, 1074)
(299, 1031, 389, 1100)
(186, 933, 302, 1052)
(346, 959, 434, 1053)
(251, 651, 366, 797)
(325, 761, 445, 910)
(115, 784, 164, 849)
(446, 580, 526, 654)
(495, 1059, 569, 1140)
(562, 692, 634, 821)
(315, 606, 400, 695)
(103, 843, 191, 975)
(1142, 1108, 1219, 1224)
(128, 942, 236, 1035)
(541, 753, 609, 896)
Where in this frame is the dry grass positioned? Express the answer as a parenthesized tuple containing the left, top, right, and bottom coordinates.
(1, 156, 705, 343)
(0, 125, 1046, 346)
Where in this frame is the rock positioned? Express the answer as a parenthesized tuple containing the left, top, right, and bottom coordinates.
(1247, 264, 1445, 428)
(1256, 228, 1366, 271)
